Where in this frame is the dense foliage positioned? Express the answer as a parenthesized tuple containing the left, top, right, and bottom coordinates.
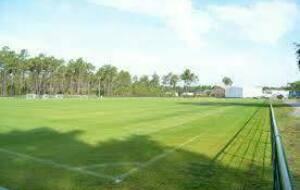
(0, 46, 211, 97)
(288, 81, 300, 91)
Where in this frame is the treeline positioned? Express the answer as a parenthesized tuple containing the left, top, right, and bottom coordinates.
(0, 46, 210, 97)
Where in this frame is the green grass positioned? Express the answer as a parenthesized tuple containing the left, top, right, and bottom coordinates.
(0, 98, 272, 190)
(274, 102, 300, 189)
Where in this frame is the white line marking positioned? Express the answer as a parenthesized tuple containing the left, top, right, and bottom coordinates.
(133, 107, 232, 135)
(0, 148, 115, 180)
(1, 134, 202, 184)
(79, 162, 142, 169)
(115, 134, 202, 182)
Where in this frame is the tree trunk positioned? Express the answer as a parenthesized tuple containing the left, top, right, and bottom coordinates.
(35, 71, 39, 95)
(2, 70, 7, 96)
(10, 73, 14, 96)
(87, 80, 90, 95)
(21, 71, 25, 95)
(60, 79, 63, 94)
(77, 79, 80, 95)
(70, 76, 74, 95)
(98, 78, 101, 97)
(49, 71, 53, 95)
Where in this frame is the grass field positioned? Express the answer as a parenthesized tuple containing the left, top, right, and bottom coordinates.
(0, 98, 273, 190)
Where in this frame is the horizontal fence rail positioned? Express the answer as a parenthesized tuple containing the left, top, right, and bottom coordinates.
(270, 104, 294, 190)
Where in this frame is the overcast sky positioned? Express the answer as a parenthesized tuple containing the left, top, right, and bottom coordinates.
(0, 0, 299, 86)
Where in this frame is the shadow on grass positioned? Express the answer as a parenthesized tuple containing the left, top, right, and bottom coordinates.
(0, 127, 274, 190)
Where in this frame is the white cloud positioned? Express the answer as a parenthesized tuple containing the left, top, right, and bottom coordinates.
(89, 0, 213, 47)
(209, 0, 299, 43)
(90, 0, 299, 44)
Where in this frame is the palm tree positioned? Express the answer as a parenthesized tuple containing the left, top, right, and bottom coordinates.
(181, 69, 198, 93)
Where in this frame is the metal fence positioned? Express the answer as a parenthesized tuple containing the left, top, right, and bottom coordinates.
(270, 104, 294, 190)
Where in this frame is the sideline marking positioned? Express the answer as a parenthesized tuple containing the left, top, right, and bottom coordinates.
(1, 134, 202, 184)
(0, 148, 114, 180)
(79, 162, 142, 169)
(115, 134, 202, 182)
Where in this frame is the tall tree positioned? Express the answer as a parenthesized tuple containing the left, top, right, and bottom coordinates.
(0, 60, 5, 96)
(139, 75, 150, 86)
(150, 73, 160, 87)
(5, 47, 22, 96)
(45, 56, 64, 94)
(85, 63, 95, 95)
(55, 64, 67, 94)
(181, 69, 198, 93)
(222, 76, 233, 86)
(162, 72, 179, 93)
(0, 46, 9, 96)
(67, 58, 94, 94)
(114, 70, 132, 96)
(18, 49, 29, 95)
(162, 73, 172, 88)
(170, 74, 179, 92)
(97, 64, 117, 96)
(28, 54, 48, 95)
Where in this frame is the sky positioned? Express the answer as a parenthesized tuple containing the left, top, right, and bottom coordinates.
(0, 0, 299, 86)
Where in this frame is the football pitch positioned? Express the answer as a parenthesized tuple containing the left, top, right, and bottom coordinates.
(0, 98, 273, 190)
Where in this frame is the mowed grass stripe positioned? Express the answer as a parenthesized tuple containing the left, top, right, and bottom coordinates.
(123, 104, 239, 135)
(164, 106, 260, 156)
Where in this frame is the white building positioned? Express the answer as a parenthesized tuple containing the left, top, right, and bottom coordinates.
(225, 86, 243, 98)
(271, 90, 289, 98)
(225, 86, 265, 98)
(243, 87, 264, 98)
